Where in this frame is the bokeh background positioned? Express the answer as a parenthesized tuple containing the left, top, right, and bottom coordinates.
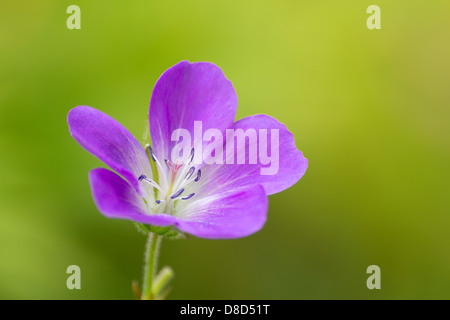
(1, 0, 449, 299)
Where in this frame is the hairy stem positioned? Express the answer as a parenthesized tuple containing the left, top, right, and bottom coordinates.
(141, 232, 161, 300)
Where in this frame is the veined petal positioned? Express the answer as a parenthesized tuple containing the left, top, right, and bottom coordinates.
(149, 61, 237, 163)
(68, 106, 153, 196)
(198, 115, 308, 196)
(172, 185, 268, 239)
(89, 168, 176, 226)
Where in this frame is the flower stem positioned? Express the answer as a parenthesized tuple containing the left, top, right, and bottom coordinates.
(141, 232, 161, 300)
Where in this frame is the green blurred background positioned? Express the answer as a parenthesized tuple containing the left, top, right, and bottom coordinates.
(1, 0, 449, 299)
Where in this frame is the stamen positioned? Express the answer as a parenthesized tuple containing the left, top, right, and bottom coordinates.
(138, 174, 162, 191)
(145, 144, 156, 161)
(185, 166, 195, 180)
(165, 159, 170, 170)
(181, 193, 195, 200)
(188, 148, 195, 164)
(170, 188, 184, 199)
(194, 169, 202, 182)
(152, 156, 169, 191)
(156, 200, 161, 204)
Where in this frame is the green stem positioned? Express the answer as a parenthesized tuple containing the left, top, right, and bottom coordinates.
(141, 232, 161, 300)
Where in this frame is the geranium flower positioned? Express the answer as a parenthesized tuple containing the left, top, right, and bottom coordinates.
(67, 61, 308, 239)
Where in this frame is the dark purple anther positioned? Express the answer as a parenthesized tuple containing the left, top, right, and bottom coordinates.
(185, 166, 195, 180)
(146, 145, 156, 161)
(194, 169, 201, 182)
(188, 148, 195, 164)
(164, 159, 170, 170)
(170, 188, 185, 199)
(182, 193, 195, 200)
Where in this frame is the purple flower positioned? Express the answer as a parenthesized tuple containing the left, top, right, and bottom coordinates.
(67, 61, 308, 239)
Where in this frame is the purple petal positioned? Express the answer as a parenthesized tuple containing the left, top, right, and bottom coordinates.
(68, 106, 152, 195)
(198, 115, 308, 196)
(89, 168, 266, 238)
(89, 168, 176, 226)
(173, 184, 268, 239)
(89, 168, 267, 239)
(149, 61, 237, 162)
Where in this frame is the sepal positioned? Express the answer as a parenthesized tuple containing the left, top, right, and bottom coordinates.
(136, 222, 185, 239)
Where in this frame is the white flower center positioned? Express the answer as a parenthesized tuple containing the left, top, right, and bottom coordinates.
(138, 145, 201, 215)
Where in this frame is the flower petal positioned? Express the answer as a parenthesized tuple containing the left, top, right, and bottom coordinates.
(149, 61, 237, 162)
(172, 185, 268, 239)
(89, 168, 176, 226)
(89, 168, 267, 239)
(198, 115, 308, 196)
(68, 106, 153, 196)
